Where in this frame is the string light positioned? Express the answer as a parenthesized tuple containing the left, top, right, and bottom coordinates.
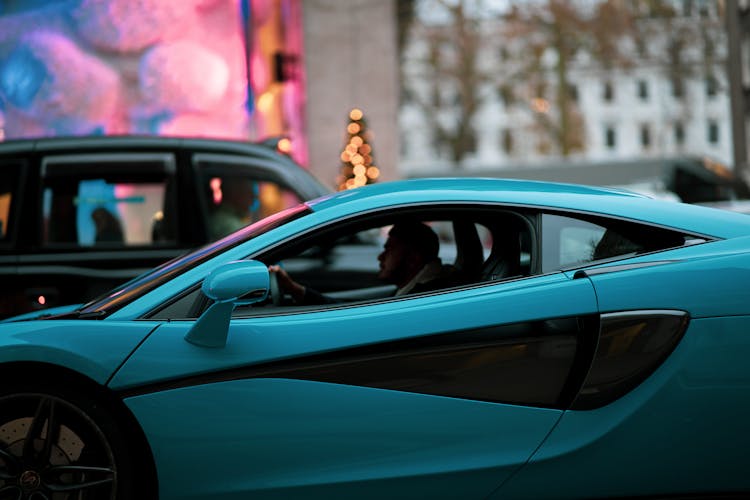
(337, 108, 378, 191)
(277, 137, 292, 154)
(347, 122, 361, 134)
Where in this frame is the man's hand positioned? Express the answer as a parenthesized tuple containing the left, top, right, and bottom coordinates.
(268, 265, 306, 302)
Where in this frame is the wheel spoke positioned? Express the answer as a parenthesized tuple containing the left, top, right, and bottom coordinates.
(0, 484, 22, 500)
(45, 465, 114, 493)
(22, 397, 54, 464)
(39, 400, 59, 466)
(2, 393, 125, 498)
(0, 446, 21, 478)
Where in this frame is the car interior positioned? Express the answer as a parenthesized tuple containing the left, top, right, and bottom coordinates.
(240, 207, 536, 312)
(149, 206, 536, 319)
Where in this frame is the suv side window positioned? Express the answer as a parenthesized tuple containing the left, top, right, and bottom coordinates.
(41, 154, 177, 247)
(542, 213, 687, 272)
(195, 154, 304, 240)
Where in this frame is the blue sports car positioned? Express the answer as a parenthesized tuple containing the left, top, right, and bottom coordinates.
(1, 178, 750, 499)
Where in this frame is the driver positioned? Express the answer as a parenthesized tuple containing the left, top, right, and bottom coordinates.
(268, 221, 448, 305)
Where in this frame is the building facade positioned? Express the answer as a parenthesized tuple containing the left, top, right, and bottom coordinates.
(398, 1, 733, 178)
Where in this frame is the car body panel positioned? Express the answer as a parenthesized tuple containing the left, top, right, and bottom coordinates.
(495, 315, 750, 498)
(0, 303, 82, 323)
(0, 320, 158, 384)
(112, 272, 596, 498)
(578, 239, 750, 318)
(308, 179, 750, 239)
(110, 272, 596, 388)
(126, 379, 561, 500)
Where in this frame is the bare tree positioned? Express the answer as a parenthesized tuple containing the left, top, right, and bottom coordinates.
(625, 0, 726, 98)
(400, 0, 727, 164)
(502, 0, 635, 156)
(400, 0, 490, 165)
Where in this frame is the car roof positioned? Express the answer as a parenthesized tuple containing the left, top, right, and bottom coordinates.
(307, 177, 750, 239)
(0, 135, 284, 156)
(0, 135, 331, 197)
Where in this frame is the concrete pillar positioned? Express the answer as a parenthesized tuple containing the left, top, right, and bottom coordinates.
(302, 0, 399, 189)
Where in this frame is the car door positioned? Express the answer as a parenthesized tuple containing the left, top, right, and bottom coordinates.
(12, 152, 180, 316)
(112, 272, 599, 499)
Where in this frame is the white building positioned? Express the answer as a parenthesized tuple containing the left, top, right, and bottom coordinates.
(398, 1, 733, 180)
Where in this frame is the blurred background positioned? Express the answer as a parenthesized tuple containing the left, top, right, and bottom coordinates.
(1, 0, 749, 203)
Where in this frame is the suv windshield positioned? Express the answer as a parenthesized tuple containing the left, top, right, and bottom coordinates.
(76, 204, 311, 317)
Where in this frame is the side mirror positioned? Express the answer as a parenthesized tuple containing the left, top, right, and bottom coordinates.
(185, 260, 269, 348)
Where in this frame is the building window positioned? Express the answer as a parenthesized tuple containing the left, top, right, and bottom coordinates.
(636, 38, 648, 58)
(603, 81, 614, 102)
(671, 77, 685, 99)
(681, 0, 696, 16)
(674, 122, 685, 145)
(401, 87, 414, 105)
(498, 84, 515, 107)
(605, 126, 616, 149)
(706, 75, 718, 97)
(698, 0, 711, 17)
(568, 83, 578, 102)
(502, 129, 514, 154)
(637, 80, 649, 100)
(708, 121, 719, 144)
(640, 124, 651, 148)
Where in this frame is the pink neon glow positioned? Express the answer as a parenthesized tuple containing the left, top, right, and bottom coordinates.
(0, 0, 310, 168)
(0, 0, 250, 140)
(210, 177, 222, 204)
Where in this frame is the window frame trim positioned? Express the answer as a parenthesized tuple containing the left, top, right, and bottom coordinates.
(38, 153, 178, 250)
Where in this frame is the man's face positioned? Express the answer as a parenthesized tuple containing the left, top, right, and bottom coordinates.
(377, 234, 410, 284)
(225, 179, 255, 212)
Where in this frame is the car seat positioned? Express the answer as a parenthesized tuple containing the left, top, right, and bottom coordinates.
(480, 229, 522, 282)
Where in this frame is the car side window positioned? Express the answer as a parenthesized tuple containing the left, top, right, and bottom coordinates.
(195, 155, 304, 240)
(153, 207, 534, 320)
(0, 163, 20, 243)
(542, 213, 687, 272)
(240, 210, 526, 314)
(41, 154, 177, 247)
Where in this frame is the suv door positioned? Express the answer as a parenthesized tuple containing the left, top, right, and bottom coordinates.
(14, 153, 179, 314)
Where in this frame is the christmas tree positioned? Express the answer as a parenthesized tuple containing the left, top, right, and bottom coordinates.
(336, 108, 380, 190)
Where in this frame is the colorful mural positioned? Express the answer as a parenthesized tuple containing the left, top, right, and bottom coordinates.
(0, 0, 307, 164)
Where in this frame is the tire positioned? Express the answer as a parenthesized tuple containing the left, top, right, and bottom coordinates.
(0, 380, 143, 499)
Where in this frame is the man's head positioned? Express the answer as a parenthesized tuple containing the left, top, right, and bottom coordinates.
(222, 177, 255, 214)
(378, 221, 439, 286)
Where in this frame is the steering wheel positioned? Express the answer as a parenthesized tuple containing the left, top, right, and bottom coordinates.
(268, 267, 282, 306)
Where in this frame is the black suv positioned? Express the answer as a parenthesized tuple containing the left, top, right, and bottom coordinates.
(0, 136, 331, 318)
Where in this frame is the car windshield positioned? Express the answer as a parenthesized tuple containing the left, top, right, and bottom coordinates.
(76, 204, 312, 317)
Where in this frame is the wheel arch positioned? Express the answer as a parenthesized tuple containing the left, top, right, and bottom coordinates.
(0, 360, 159, 497)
